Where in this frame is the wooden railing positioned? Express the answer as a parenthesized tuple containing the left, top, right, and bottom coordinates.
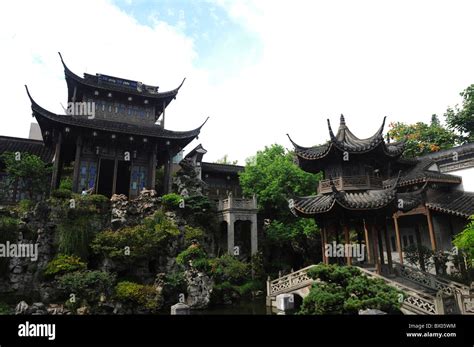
(318, 175, 383, 194)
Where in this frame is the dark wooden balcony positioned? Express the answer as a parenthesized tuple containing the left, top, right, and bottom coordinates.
(318, 175, 383, 194)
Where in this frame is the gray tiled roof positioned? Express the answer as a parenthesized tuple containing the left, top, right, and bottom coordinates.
(26, 86, 207, 141)
(384, 159, 462, 188)
(0, 136, 54, 163)
(288, 115, 405, 161)
(426, 192, 474, 218)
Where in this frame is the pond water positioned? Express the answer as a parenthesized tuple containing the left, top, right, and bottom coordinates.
(190, 297, 271, 315)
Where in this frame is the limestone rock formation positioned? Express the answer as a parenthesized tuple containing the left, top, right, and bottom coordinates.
(184, 267, 213, 309)
(173, 158, 207, 197)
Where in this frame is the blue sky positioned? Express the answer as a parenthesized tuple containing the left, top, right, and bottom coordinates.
(1, 0, 474, 164)
(113, 0, 262, 83)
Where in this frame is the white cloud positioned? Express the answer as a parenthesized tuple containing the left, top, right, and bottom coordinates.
(1, 0, 474, 165)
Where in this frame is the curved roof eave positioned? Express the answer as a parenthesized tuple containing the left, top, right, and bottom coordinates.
(58, 52, 184, 99)
(25, 85, 207, 141)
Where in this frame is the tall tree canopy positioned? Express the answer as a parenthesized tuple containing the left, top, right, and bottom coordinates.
(239, 144, 322, 269)
(444, 84, 474, 143)
(388, 115, 457, 158)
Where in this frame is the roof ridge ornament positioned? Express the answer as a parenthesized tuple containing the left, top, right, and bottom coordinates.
(327, 119, 336, 140)
(340, 114, 346, 126)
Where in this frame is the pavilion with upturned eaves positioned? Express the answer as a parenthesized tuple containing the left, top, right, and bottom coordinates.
(288, 115, 474, 275)
(25, 53, 207, 199)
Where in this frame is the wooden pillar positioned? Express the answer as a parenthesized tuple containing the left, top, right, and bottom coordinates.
(383, 223, 393, 273)
(344, 224, 352, 266)
(72, 135, 83, 193)
(148, 143, 157, 190)
(363, 219, 372, 264)
(393, 215, 403, 265)
(50, 131, 63, 191)
(426, 207, 437, 251)
(163, 150, 172, 194)
(371, 224, 381, 274)
(321, 226, 327, 264)
(112, 158, 118, 195)
(377, 227, 385, 265)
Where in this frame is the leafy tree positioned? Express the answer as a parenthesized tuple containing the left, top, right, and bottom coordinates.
(239, 144, 320, 218)
(239, 144, 322, 269)
(388, 118, 457, 158)
(299, 264, 403, 315)
(453, 216, 474, 266)
(444, 84, 474, 143)
(215, 154, 238, 165)
(0, 152, 51, 200)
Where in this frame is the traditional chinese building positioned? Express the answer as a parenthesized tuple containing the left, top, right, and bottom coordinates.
(24, 53, 207, 198)
(288, 115, 474, 274)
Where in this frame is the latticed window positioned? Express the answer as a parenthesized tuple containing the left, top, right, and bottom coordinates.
(79, 160, 97, 190)
(130, 165, 147, 195)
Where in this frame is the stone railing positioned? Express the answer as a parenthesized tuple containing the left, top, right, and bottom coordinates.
(217, 195, 258, 211)
(394, 263, 470, 296)
(268, 265, 316, 297)
(357, 266, 438, 315)
(459, 294, 474, 314)
(267, 264, 440, 314)
(318, 175, 383, 194)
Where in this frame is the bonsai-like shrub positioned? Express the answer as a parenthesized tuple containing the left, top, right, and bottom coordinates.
(176, 244, 209, 271)
(298, 264, 403, 315)
(114, 281, 162, 313)
(92, 211, 180, 262)
(51, 188, 73, 199)
(57, 270, 116, 305)
(161, 193, 183, 210)
(44, 254, 87, 278)
(59, 177, 73, 191)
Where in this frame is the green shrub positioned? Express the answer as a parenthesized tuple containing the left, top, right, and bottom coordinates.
(161, 193, 183, 210)
(59, 177, 73, 191)
(80, 194, 110, 212)
(184, 225, 204, 243)
(44, 254, 87, 277)
(51, 189, 73, 199)
(162, 272, 187, 303)
(0, 302, 12, 315)
(57, 270, 116, 304)
(299, 264, 403, 315)
(16, 199, 34, 214)
(57, 216, 98, 259)
(92, 211, 180, 262)
(115, 281, 162, 313)
(183, 195, 217, 229)
(176, 244, 208, 268)
(209, 254, 251, 285)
